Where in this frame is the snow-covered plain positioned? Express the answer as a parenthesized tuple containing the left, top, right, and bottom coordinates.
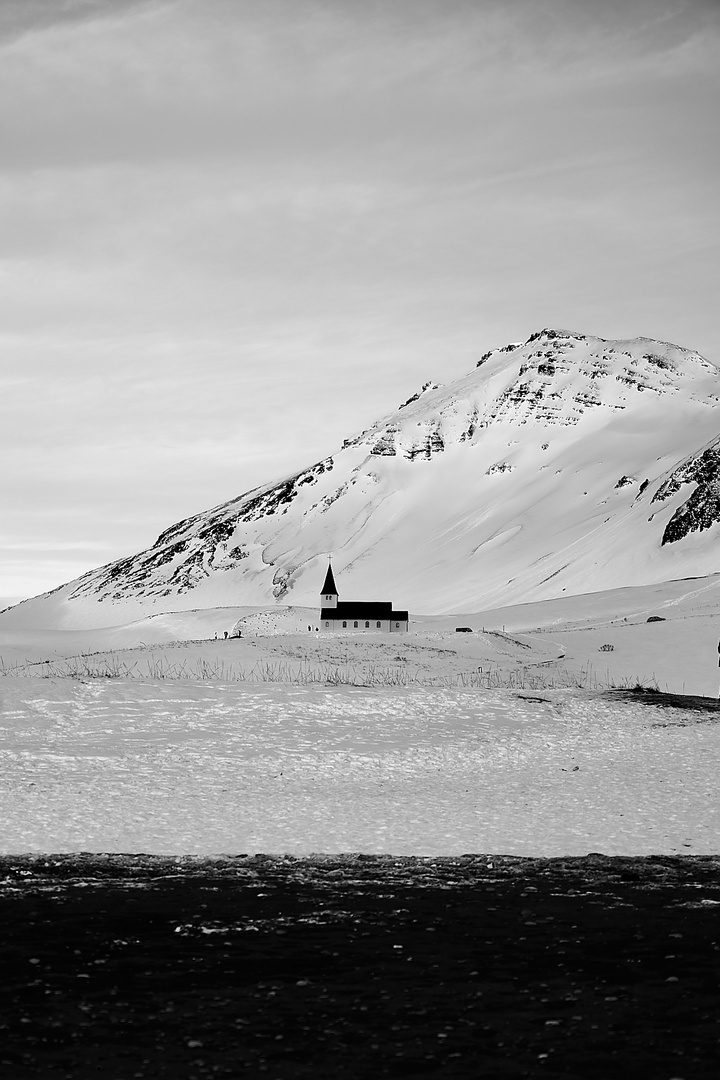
(1, 678, 718, 857)
(2, 576, 719, 857)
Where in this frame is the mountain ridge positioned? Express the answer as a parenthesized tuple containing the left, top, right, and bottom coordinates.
(4, 327, 720, 629)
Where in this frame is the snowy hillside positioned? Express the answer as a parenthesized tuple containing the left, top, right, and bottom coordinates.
(4, 328, 720, 629)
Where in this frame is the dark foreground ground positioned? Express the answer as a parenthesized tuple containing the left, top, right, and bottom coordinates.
(1, 854, 719, 1079)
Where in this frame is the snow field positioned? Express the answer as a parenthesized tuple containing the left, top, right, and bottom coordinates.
(1, 677, 718, 857)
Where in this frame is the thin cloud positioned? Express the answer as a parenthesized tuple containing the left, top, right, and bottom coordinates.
(0, 0, 175, 44)
(1, 0, 717, 171)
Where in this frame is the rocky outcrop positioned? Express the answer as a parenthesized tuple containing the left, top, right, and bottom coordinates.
(398, 382, 439, 409)
(370, 431, 397, 456)
(653, 438, 720, 545)
(404, 422, 445, 461)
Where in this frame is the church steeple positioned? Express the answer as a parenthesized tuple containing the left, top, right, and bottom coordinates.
(320, 560, 338, 608)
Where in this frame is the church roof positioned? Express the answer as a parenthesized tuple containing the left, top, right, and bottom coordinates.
(320, 562, 338, 596)
(321, 602, 408, 620)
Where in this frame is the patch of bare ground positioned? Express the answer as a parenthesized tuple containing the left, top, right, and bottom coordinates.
(1, 854, 719, 1078)
(605, 687, 720, 715)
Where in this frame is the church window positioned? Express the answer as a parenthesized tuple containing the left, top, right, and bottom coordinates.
(342, 620, 347, 628)
(325, 621, 329, 628)
(354, 621, 358, 628)
(365, 621, 369, 628)
(376, 621, 381, 628)
(395, 622, 400, 628)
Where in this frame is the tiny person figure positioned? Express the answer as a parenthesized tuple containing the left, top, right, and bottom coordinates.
(224, 631, 228, 640)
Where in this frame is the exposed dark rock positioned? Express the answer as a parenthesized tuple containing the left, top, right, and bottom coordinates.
(525, 328, 587, 344)
(662, 481, 720, 545)
(652, 438, 720, 545)
(196, 518, 237, 545)
(459, 406, 479, 442)
(405, 423, 445, 461)
(370, 433, 397, 456)
(398, 382, 439, 409)
(228, 545, 249, 560)
(272, 566, 295, 598)
(574, 390, 601, 408)
(644, 352, 675, 371)
(167, 547, 207, 591)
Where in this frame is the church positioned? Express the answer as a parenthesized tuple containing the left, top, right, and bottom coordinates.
(319, 562, 409, 633)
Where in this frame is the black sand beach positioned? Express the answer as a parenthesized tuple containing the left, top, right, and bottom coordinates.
(1, 853, 719, 1078)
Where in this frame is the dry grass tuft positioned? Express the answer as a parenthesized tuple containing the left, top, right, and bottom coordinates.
(0, 652, 659, 691)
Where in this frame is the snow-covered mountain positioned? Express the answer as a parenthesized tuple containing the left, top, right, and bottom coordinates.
(5, 328, 720, 629)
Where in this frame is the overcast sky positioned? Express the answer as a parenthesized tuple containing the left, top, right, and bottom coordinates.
(2, 0, 719, 604)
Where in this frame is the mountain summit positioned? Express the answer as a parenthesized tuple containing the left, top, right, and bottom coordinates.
(6, 329, 720, 628)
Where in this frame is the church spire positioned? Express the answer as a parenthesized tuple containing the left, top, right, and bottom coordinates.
(321, 561, 338, 604)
